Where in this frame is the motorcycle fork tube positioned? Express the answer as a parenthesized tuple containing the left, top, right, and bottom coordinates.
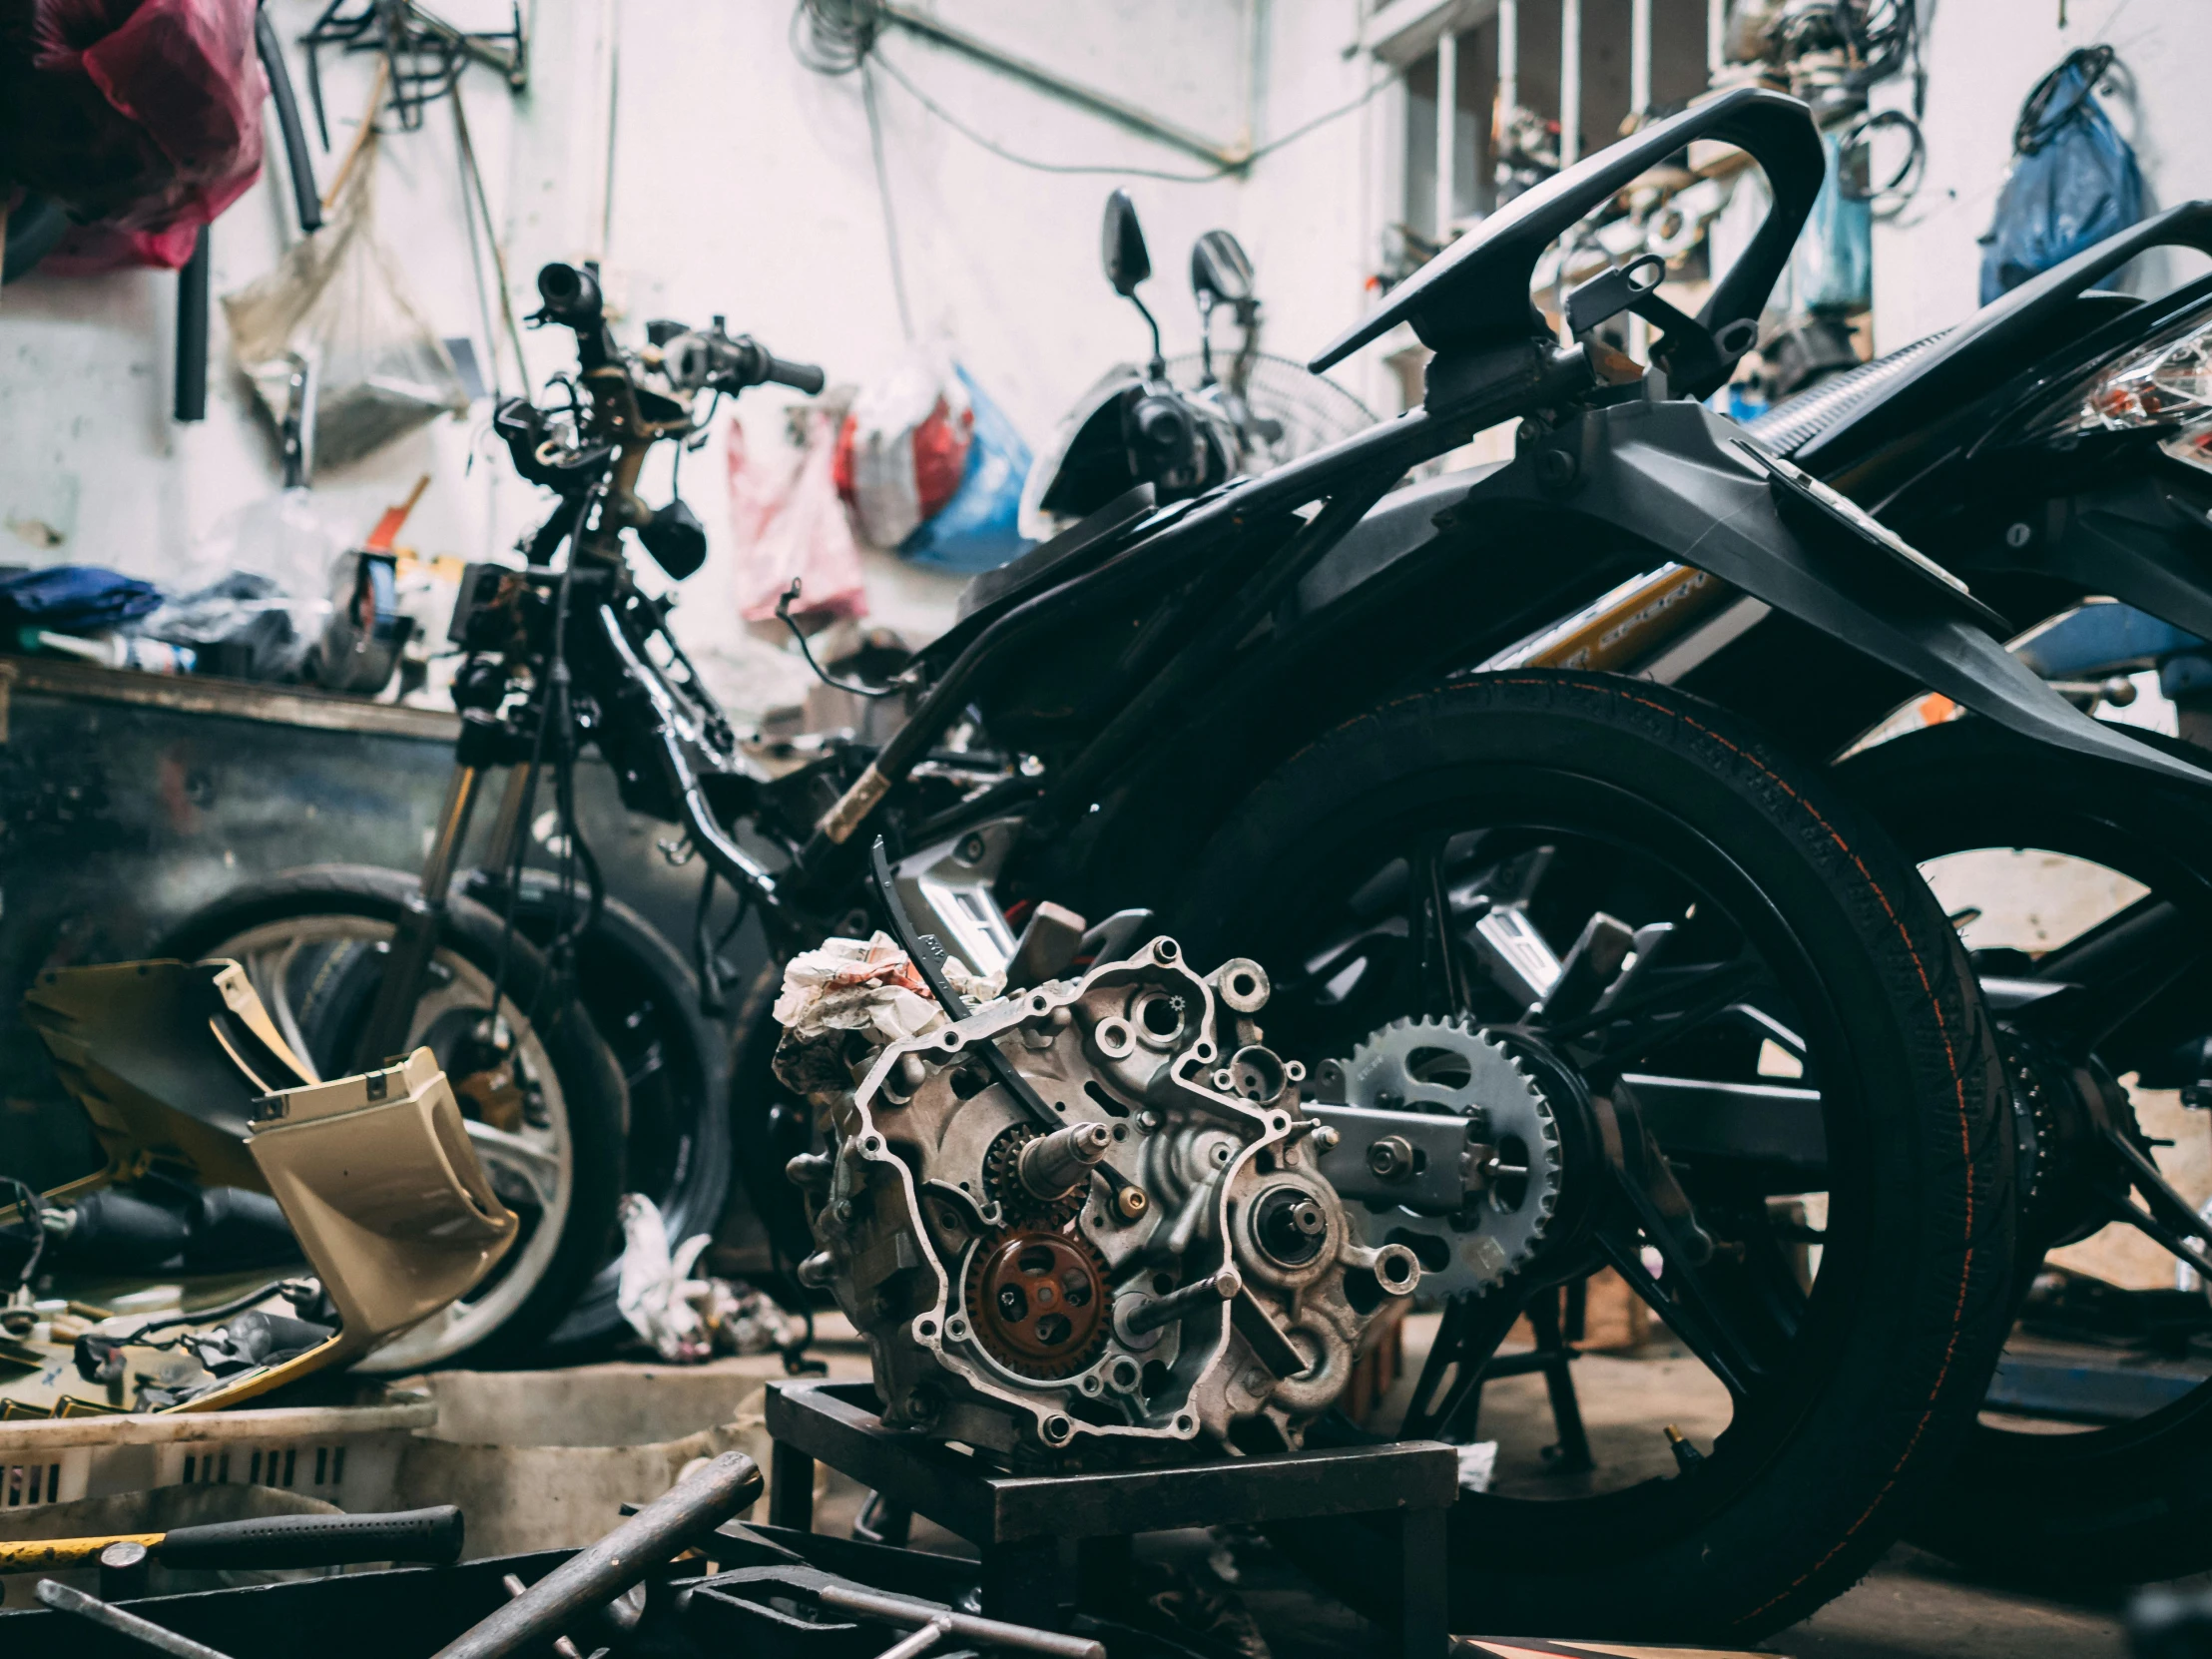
(478, 762, 537, 880)
(354, 763, 485, 1068)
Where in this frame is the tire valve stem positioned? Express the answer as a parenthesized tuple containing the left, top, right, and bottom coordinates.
(1663, 1423, 1703, 1472)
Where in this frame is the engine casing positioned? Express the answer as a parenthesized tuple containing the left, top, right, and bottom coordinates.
(786, 937, 1419, 1455)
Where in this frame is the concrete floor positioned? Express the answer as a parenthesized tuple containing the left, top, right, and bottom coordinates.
(802, 1316, 2172, 1658)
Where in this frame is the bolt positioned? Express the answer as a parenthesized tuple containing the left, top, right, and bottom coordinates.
(1115, 1185, 1151, 1221)
(2005, 521, 2032, 548)
(1367, 1135, 1415, 1181)
(1121, 1267, 1242, 1337)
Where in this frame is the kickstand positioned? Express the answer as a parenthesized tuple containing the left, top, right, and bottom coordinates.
(1440, 1285, 1596, 1474)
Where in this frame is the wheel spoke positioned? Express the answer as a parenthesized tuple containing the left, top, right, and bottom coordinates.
(2103, 1125, 2212, 1274)
(464, 1121, 561, 1211)
(1400, 1290, 1527, 1441)
(1595, 1215, 1762, 1400)
(1539, 944, 1768, 1070)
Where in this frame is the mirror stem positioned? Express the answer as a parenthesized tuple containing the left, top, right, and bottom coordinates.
(1129, 291, 1167, 380)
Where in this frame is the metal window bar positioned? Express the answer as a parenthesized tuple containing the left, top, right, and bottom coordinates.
(1435, 28, 1458, 242)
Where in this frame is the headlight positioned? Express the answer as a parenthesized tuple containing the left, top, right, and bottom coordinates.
(2023, 303, 2212, 473)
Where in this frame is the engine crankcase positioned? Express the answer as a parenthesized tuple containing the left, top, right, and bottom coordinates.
(794, 938, 1420, 1455)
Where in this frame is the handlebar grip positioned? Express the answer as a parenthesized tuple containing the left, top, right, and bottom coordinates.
(763, 353, 827, 395)
(157, 1505, 465, 1570)
(536, 262, 603, 327)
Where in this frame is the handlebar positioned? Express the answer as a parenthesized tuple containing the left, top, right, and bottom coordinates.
(665, 326, 827, 395)
(536, 262, 604, 329)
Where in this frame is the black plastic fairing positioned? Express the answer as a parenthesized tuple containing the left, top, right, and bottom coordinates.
(1467, 399, 2212, 790)
(1308, 88, 1824, 401)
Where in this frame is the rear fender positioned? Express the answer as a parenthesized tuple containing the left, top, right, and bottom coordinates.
(1474, 398, 2212, 788)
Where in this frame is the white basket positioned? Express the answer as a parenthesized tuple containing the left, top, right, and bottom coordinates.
(0, 1393, 434, 1519)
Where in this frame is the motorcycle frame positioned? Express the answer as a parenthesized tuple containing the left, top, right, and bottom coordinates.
(362, 90, 2212, 1070)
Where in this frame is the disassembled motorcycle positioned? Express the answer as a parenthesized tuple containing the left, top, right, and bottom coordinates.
(4, 959, 514, 1414)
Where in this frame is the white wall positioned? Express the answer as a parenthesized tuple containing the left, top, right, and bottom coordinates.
(0, 0, 1390, 711)
(1871, 0, 2212, 352)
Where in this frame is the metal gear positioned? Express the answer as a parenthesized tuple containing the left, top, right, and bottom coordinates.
(963, 1229, 1112, 1382)
(1342, 1015, 1561, 1294)
(983, 1124, 1088, 1229)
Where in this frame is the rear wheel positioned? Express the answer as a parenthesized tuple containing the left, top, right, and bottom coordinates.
(1170, 672, 2014, 1641)
(158, 865, 627, 1370)
(1843, 718, 2212, 1582)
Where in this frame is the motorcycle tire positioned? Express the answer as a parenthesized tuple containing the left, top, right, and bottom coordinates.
(1841, 716, 2212, 1584)
(156, 864, 628, 1371)
(467, 873, 733, 1357)
(1166, 672, 2015, 1642)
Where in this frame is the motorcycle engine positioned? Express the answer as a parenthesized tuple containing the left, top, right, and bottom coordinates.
(782, 936, 1421, 1455)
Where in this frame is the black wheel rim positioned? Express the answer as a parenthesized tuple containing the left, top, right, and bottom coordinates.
(1191, 761, 1884, 1554)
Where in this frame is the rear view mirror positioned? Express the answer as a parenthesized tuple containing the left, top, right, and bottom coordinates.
(1191, 230, 1255, 310)
(1103, 191, 1152, 295)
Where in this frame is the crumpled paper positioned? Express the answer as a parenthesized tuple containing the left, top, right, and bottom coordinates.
(770, 932, 1004, 1101)
(771, 930, 1001, 1044)
(615, 1193, 809, 1363)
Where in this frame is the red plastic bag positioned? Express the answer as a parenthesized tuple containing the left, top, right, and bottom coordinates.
(832, 349, 974, 550)
(6, 0, 265, 273)
(729, 409, 867, 630)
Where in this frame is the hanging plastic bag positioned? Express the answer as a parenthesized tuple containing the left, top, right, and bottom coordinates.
(833, 349, 973, 550)
(220, 135, 469, 469)
(3, 0, 267, 275)
(1791, 127, 1872, 316)
(729, 405, 868, 629)
(1979, 47, 2143, 303)
(897, 365, 1033, 574)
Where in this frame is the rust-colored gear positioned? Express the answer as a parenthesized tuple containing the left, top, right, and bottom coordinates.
(982, 1124, 1087, 1229)
(963, 1229, 1112, 1382)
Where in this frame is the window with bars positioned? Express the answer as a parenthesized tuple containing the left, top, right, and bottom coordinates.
(1403, 0, 1717, 249)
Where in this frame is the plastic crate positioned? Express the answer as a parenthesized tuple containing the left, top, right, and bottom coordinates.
(0, 1391, 434, 1519)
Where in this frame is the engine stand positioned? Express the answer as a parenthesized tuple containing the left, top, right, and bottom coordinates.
(766, 1380, 1457, 1657)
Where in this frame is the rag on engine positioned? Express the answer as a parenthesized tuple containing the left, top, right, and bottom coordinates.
(777, 934, 1420, 1455)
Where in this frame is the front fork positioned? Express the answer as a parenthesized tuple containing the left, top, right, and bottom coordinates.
(350, 756, 537, 1068)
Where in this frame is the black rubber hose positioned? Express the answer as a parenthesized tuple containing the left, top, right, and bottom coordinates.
(176, 227, 211, 422)
(257, 4, 324, 235)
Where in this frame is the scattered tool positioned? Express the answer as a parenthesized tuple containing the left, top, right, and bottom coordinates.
(0, 1505, 464, 1575)
(432, 1450, 761, 1659)
(34, 1579, 237, 1659)
(816, 1582, 1106, 1659)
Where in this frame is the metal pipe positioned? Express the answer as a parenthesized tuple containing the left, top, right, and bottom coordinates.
(1630, 0, 1652, 123)
(877, 2, 1247, 171)
(431, 1450, 761, 1659)
(1560, 0, 1582, 167)
(816, 1581, 1106, 1659)
(35, 1581, 237, 1659)
(1434, 26, 1458, 244)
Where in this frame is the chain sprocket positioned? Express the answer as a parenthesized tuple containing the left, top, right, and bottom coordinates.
(1343, 1014, 1561, 1293)
(963, 1228, 1113, 1381)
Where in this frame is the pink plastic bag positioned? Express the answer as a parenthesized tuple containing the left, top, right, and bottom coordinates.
(728, 410, 867, 630)
(11, 0, 266, 272)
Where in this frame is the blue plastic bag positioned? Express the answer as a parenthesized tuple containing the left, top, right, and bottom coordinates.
(1794, 127, 1873, 314)
(1979, 48, 2142, 303)
(898, 366, 1033, 575)
(0, 565, 162, 631)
